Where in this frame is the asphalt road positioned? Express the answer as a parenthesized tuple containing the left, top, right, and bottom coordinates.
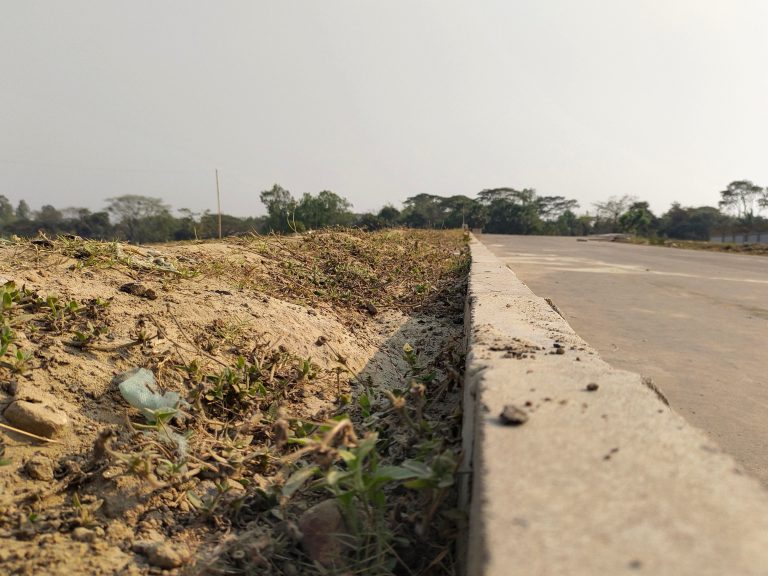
(477, 234, 768, 486)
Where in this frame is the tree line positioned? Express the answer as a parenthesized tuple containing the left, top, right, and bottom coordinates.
(0, 180, 766, 244)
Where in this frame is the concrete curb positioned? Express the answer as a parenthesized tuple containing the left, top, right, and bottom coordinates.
(461, 236, 768, 575)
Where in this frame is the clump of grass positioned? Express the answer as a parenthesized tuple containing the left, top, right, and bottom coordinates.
(162, 332, 463, 575)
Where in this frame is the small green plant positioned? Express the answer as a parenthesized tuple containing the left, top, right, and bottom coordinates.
(36, 295, 83, 332)
(0, 444, 10, 466)
(9, 348, 32, 374)
(0, 324, 14, 357)
(0, 282, 24, 315)
(71, 493, 103, 528)
(186, 480, 234, 517)
(280, 414, 459, 573)
(71, 321, 108, 349)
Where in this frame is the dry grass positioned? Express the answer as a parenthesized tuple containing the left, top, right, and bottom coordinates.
(192, 228, 470, 317)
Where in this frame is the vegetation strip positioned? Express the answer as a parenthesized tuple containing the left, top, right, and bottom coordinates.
(2, 179, 767, 246)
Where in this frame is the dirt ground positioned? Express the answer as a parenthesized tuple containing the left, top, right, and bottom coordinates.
(0, 230, 469, 575)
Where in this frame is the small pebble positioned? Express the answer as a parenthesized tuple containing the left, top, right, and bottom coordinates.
(499, 405, 528, 426)
(132, 540, 188, 569)
(364, 301, 378, 316)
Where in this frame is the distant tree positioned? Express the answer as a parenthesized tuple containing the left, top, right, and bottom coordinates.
(592, 195, 636, 232)
(618, 201, 657, 236)
(483, 198, 541, 234)
(760, 187, 768, 211)
(15, 200, 31, 220)
(438, 195, 477, 228)
(259, 184, 296, 233)
(36, 205, 63, 233)
(377, 205, 401, 226)
(2, 201, 38, 235)
(536, 196, 579, 221)
(465, 201, 488, 230)
(718, 180, 764, 223)
(106, 195, 172, 243)
(356, 213, 386, 231)
(478, 187, 541, 234)
(400, 194, 444, 228)
(173, 208, 200, 240)
(477, 187, 538, 207)
(0, 195, 14, 224)
(294, 190, 354, 229)
(659, 203, 730, 241)
(549, 209, 591, 236)
(199, 212, 261, 237)
(69, 209, 113, 239)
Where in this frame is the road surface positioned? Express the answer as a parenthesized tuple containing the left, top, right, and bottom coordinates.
(478, 234, 768, 486)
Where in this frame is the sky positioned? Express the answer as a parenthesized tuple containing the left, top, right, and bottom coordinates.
(2, 0, 767, 219)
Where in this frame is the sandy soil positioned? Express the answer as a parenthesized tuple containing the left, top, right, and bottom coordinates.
(0, 231, 467, 575)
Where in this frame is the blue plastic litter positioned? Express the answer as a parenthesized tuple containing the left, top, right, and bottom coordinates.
(116, 368, 180, 423)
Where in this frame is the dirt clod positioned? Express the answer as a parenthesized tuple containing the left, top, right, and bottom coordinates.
(31, 239, 54, 248)
(118, 282, 157, 300)
(132, 540, 188, 569)
(24, 454, 54, 481)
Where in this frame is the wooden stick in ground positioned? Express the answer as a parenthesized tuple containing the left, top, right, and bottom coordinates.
(0, 422, 63, 444)
(216, 168, 222, 240)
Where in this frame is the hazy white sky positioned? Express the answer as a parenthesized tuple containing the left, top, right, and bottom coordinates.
(2, 0, 767, 218)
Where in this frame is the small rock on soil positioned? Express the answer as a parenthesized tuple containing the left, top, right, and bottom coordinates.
(499, 405, 528, 426)
(4, 400, 69, 438)
(298, 499, 351, 567)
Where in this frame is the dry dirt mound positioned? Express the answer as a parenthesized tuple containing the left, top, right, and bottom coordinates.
(0, 229, 468, 575)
